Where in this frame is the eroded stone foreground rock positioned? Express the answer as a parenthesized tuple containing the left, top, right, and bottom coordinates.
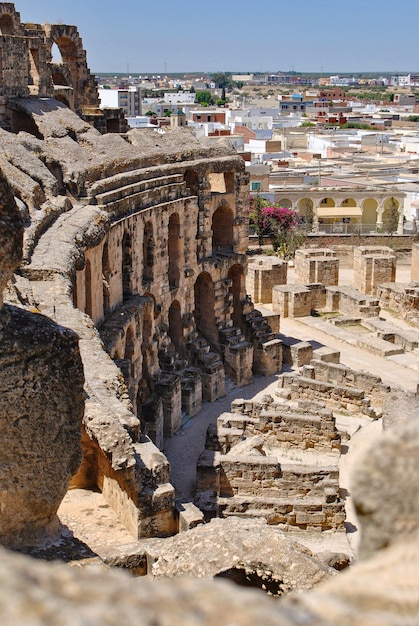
(1, 417, 419, 625)
(145, 516, 334, 594)
(0, 169, 84, 547)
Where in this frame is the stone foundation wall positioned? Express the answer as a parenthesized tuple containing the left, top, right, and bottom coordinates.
(353, 246, 396, 295)
(246, 257, 287, 303)
(294, 248, 339, 286)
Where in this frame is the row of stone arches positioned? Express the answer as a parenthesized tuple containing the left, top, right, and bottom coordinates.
(276, 195, 401, 232)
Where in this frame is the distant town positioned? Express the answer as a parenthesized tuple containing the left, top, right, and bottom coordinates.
(96, 70, 419, 234)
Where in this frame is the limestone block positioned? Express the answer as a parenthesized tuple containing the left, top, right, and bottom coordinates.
(0, 306, 84, 547)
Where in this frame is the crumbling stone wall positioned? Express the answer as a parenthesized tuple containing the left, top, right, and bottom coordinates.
(353, 246, 396, 295)
(195, 397, 344, 531)
(294, 248, 339, 286)
(0, 3, 100, 129)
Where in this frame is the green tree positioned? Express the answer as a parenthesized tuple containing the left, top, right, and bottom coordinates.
(211, 72, 233, 89)
(196, 90, 214, 105)
(386, 197, 399, 236)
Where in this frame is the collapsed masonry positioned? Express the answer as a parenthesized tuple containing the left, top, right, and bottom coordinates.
(195, 358, 392, 532)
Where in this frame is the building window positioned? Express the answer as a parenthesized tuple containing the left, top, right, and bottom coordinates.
(251, 182, 261, 191)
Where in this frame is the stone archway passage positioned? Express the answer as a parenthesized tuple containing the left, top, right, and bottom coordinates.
(194, 272, 218, 348)
(143, 221, 154, 284)
(228, 264, 245, 330)
(212, 204, 234, 253)
(168, 213, 181, 289)
(122, 231, 133, 299)
(169, 300, 184, 356)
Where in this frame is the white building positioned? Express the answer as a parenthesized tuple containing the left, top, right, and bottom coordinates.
(99, 86, 141, 116)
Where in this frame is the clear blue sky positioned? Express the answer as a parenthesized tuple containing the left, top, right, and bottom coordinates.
(13, 0, 419, 75)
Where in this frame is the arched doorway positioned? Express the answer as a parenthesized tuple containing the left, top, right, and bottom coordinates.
(382, 197, 400, 233)
(228, 264, 245, 330)
(276, 197, 293, 209)
(194, 272, 218, 348)
(212, 204, 233, 253)
(143, 221, 154, 284)
(362, 198, 378, 232)
(168, 300, 184, 355)
(122, 231, 133, 299)
(168, 213, 181, 289)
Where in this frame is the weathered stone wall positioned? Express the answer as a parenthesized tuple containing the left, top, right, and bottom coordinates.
(353, 246, 396, 295)
(246, 257, 287, 303)
(378, 282, 419, 327)
(195, 397, 344, 531)
(0, 4, 100, 128)
(294, 248, 339, 286)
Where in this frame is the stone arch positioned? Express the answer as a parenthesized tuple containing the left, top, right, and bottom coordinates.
(0, 13, 14, 35)
(122, 230, 133, 299)
(45, 25, 88, 109)
(298, 197, 314, 224)
(124, 323, 135, 362)
(228, 264, 245, 330)
(341, 197, 357, 207)
(168, 212, 181, 289)
(168, 300, 184, 356)
(382, 197, 400, 232)
(143, 221, 154, 284)
(194, 272, 218, 348)
(362, 198, 378, 230)
(212, 204, 234, 252)
(276, 197, 293, 209)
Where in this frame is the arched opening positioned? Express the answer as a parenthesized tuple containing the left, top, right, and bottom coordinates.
(0, 14, 14, 35)
(168, 300, 184, 356)
(122, 231, 133, 300)
(124, 324, 135, 362)
(168, 213, 181, 289)
(341, 197, 357, 207)
(362, 198, 378, 231)
(382, 197, 400, 233)
(194, 272, 218, 348)
(102, 241, 111, 314)
(276, 198, 293, 209)
(320, 197, 336, 207)
(228, 264, 245, 330)
(212, 204, 234, 253)
(298, 197, 314, 227)
(208, 172, 226, 193)
(51, 43, 62, 63)
(142, 221, 154, 284)
(85, 259, 93, 319)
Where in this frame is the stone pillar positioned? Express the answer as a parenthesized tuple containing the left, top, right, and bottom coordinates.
(354, 246, 396, 295)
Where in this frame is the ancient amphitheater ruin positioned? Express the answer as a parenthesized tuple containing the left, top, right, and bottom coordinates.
(0, 4, 419, 624)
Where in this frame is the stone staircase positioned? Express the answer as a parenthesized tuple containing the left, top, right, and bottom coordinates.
(87, 170, 191, 220)
(185, 330, 225, 402)
(241, 295, 283, 375)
